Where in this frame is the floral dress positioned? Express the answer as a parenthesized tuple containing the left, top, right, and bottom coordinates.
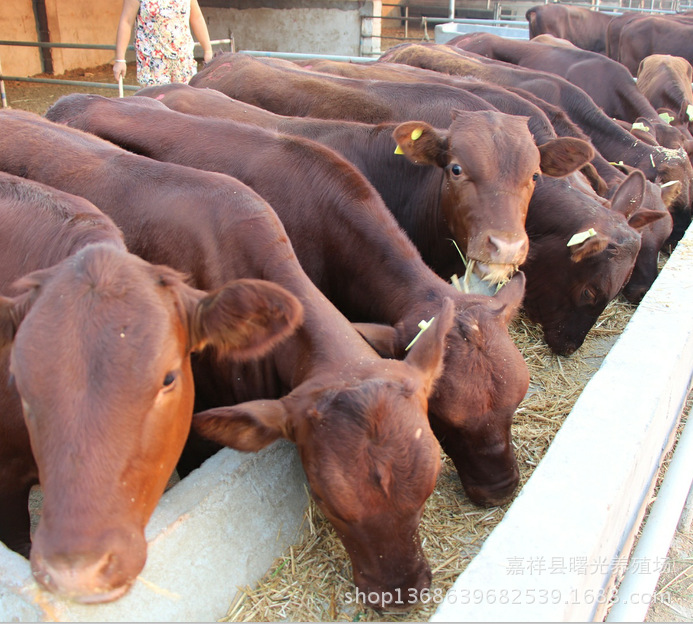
(135, 0, 197, 86)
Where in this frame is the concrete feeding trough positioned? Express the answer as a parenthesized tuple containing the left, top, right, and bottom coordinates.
(0, 441, 308, 621)
(431, 223, 693, 621)
(435, 20, 530, 43)
(2, 221, 692, 621)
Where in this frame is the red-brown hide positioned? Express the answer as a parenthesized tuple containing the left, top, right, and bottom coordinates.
(455, 32, 685, 149)
(0, 172, 302, 603)
(0, 110, 453, 610)
(525, 4, 615, 54)
(45, 93, 532, 512)
(379, 42, 693, 246)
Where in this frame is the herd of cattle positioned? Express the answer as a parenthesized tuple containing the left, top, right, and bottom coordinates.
(1, 7, 692, 613)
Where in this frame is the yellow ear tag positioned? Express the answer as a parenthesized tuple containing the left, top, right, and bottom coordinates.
(631, 121, 650, 132)
(394, 144, 404, 155)
(411, 127, 423, 141)
(659, 111, 675, 124)
(567, 228, 597, 247)
(687, 104, 693, 122)
(405, 317, 435, 351)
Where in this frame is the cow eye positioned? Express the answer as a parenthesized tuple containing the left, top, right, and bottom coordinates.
(163, 371, 177, 388)
(532, 172, 540, 181)
(450, 163, 463, 176)
(582, 288, 597, 305)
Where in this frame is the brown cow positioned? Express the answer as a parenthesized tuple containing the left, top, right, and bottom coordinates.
(0, 171, 301, 602)
(637, 54, 693, 133)
(187, 52, 594, 284)
(380, 42, 693, 246)
(453, 32, 685, 149)
(612, 14, 693, 76)
(525, 4, 616, 54)
(524, 171, 648, 354)
(183, 59, 668, 306)
(127, 83, 669, 333)
(46, 92, 531, 511)
(0, 109, 457, 610)
(189, 51, 495, 127)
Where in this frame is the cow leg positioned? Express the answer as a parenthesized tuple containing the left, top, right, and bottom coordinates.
(0, 484, 34, 557)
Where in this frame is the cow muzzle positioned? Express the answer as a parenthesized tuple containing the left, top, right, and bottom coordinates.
(352, 557, 432, 611)
(30, 530, 146, 603)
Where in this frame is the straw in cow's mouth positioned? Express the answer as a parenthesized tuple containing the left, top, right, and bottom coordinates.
(451, 260, 516, 296)
(448, 239, 516, 295)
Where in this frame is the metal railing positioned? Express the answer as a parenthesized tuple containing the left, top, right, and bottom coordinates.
(0, 38, 233, 107)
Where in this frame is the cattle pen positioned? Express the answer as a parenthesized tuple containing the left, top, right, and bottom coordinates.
(0, 213, 691, 621)
(1, 9, 693, 624)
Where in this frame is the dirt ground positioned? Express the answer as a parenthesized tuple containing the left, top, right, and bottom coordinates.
(3, 31, 692, 622)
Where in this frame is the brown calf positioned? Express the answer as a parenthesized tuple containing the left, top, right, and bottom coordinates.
(46, 93, 532, 510)
(186, 53, 593, 284)
(525, 4, 615, 54)
(380, 42, 693, 246)
(0, 110, 453, 609)
(0, 171, 301, 602)
(456, 32, 685, 149)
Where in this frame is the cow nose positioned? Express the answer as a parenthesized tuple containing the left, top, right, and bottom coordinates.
(30, 532, 145, 604)
(487, 233, 529, 265)
(463, 468, 520, 507)
(355, 559, 432, 611)
(622, 283, 647, 305)
(31, 549, 135, 603)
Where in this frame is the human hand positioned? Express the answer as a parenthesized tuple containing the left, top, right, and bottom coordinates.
(203, 49, 214, 64)
(113, 60, 127, 81)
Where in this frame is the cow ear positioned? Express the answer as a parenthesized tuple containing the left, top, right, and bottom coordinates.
(404, 297, 455, 395)
(491, 271, 526, 326)
(0, 267, 57, 349)
(660, 179, 683, 208)
(193, 399, 290, 452)
(569, 233, 609, 263)
(182, 278, 303, 359)
(580, 162, 609, 196)
(392, 121, 447, 167)
(0, 296, 23, 350)
(627, 209, 669, 231)
(610, 170, 645, 220)
(538, 137, 594, 177)
(353, 322, 401, 358)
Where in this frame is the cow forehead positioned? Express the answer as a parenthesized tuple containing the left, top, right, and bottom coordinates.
(12, 247, 186, 393)
(447, 112, 538, 168)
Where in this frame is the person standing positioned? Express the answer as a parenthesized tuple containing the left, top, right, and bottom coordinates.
(113, 0, 214, 86)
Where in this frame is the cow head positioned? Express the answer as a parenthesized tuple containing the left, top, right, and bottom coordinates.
(357, 273, 528, 508)
(194, 299, 457, 610)
(523, 172, 650, 355)
(0, 244, 302, 603)
(621, 176, 674, 303)
(636, 146, 693, 248)
(392, 111, 593, 287)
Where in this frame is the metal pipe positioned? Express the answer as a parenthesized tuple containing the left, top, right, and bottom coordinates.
(420, 16, 529, 25)
(0, 51, 6, 109)
(0, 76, 139, 91)
(247, 50, 376, 63)
(606, 410, 693, 622)
(0, 39, 232, 50)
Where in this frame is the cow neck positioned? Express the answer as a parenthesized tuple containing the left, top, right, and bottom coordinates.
(306, 121, 451, 276)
